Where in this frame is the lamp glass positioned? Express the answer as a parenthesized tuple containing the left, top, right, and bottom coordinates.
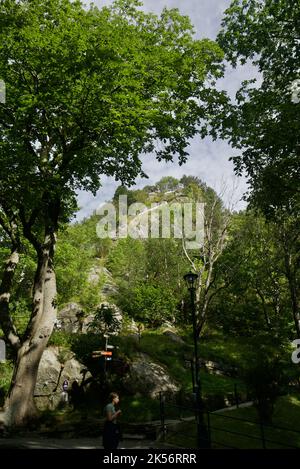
(184, 271, 198, 289)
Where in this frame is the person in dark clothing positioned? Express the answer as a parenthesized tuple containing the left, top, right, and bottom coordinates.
(102, 392, 122, 449)
(70, 380, 83, 410)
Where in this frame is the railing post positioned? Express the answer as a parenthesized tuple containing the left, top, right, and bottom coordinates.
(159, 391, 166, 439)
(234, 383, 239, 408)
(260, 420, 266, 449)
(207, 411, 212, 447)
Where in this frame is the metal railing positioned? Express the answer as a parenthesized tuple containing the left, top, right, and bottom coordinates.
(157, 391, 300, 449)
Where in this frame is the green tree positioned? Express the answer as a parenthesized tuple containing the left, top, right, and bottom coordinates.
(88, 303, 121, 335)
(217, 0, 300, 214)
(107, 235, 188, 326)
(0, 0, 224, 426)
(241, 336, 289, 424)
(213, 212, 292, 338)
(182, 181, 233, 337)
(121, 283, 178, 327)
(155, 176, 180, 193)
(55, 216, 107, 310)
(216, 0, 300, 340)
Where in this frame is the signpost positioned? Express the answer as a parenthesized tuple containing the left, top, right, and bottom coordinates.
(92, 340, 116, 378)
(92, 350, 113, 356)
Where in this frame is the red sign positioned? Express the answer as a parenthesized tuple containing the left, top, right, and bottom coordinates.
(101, 351, 112, 356)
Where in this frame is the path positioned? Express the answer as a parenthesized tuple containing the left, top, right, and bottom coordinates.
(0, 435, 155, 449)
(212, 401, 254, 413)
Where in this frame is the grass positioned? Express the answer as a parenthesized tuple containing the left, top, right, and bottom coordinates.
(117, 330, 247, 401)
(161, 394, 300, 449)
(196, 330, 250, 368)
(120, 395, 161, 423)
(137, 331, 192, 391)
(1, 328, 284, 434)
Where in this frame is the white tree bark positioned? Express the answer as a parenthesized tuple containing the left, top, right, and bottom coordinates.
(5, 232, 57, 427)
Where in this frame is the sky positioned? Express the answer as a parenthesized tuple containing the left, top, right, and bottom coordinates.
(76, 0, 256, 221)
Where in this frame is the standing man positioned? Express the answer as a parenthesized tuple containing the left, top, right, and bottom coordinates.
(102, 392, 122, 449)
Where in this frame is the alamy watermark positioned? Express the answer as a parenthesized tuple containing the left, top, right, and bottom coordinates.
(96, 196, 205, 249)
(0, 79, 5, 104)
(291, 339, 300, 364)
(0, 339, 6, 362)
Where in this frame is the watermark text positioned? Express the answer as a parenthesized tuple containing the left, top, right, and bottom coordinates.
(96, 196, 205, 249)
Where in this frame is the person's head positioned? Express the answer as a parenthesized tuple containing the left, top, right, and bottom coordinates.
(109, 392, 119, 405)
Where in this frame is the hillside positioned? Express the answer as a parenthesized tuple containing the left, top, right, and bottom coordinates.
(0, 175, 298, 446)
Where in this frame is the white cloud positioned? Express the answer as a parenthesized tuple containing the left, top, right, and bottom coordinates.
(75, 0, 256, 221)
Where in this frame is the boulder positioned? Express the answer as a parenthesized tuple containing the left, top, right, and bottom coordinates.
(34, 346, 92, 410)
(56, 301, 123, 335)
(124, 318, 140, 334)
(81, 314, 95, 334)
(122, 353, 180, 398)
(56, 302, 84, 333)
(199, 359, 237, 377)
(163, 330, 186, 345)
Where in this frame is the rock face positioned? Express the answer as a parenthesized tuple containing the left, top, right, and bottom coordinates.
(199, 359, 238, 377)
(128, 319, 139, 333)
(122, 353, 180, 398)
(88, 265, 117, 295)
(56, 303, 85, 334)
(56, 301, 122, 335)
(55, 265, 120, 335)
(34, 346, 91, 410)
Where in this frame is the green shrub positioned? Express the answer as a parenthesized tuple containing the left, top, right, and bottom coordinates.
(48, 332, 73, 348)
(0, 360, 13, 406)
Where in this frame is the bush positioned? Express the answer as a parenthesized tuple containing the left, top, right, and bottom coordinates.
(0, 361, 13, 406)
(119, 284, 178, 327)
(48, 331, 73, 348)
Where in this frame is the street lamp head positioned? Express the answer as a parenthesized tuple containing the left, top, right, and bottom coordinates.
(184, 271, 198, 290)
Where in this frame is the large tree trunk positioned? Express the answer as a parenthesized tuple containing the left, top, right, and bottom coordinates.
(5, 232, 57, 427)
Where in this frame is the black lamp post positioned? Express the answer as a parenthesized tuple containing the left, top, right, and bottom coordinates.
(184, 271, 210, 448)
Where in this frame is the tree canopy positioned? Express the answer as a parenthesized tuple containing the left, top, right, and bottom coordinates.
(217, 0, 300, 216)
(0, 0, 224, 226)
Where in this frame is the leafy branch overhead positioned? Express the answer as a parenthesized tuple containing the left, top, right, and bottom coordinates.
(216, 0, 300, 215)
(0, 0, 225, 215)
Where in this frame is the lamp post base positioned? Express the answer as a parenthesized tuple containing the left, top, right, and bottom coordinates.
(197, 422, 211, 448)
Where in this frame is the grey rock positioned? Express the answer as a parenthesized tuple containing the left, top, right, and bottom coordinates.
(57, 303, 84, 334)
(122, 353, 180, 398)
(124, 319, 145, 335)
(163, 330, 185, 344)
(199, 359, 237, 377)
(34, 347, 92, 410)
(88, 265, 117, 295)
(81, 314, 95, 334)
